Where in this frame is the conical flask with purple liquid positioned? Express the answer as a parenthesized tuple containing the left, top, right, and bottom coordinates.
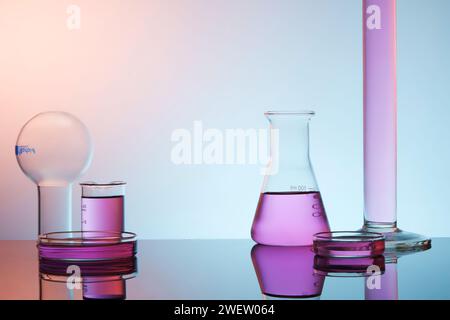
(251, 111, 330, 246)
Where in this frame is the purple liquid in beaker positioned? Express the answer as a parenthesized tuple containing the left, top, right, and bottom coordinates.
(251, 192, 330, 246)
(81, 196, 124, 232)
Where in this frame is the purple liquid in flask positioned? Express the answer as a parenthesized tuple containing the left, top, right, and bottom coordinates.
(252, 192, 329, 246)
(251, 111, 330, 246)
(81, 182, 126, 232)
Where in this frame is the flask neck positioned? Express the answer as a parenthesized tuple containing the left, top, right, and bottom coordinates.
(38, 184, 72, 236)
(269, 118, 311, 166)
(263, 113, 318, 193)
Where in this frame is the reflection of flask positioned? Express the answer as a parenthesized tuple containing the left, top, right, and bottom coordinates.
(251, 111, 330, 246)
(15, 112, 93, 236)
(251, 245, 325, 299)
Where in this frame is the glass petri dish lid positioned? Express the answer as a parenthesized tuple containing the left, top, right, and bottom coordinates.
(38, 231, 137, 262)
(313, 231, 385, 258)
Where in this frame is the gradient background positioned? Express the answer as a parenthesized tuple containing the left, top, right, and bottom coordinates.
(0, 0, 449, 240)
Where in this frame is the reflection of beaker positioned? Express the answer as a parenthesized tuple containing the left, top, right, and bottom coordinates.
(251, 245, 325, 299)
(251, 111, 330, 246)
(82, 276, 127, 300)
(15, 112, 93, 236)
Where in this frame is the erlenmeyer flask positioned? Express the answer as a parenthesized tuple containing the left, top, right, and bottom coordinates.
(251, 111, 330, 246)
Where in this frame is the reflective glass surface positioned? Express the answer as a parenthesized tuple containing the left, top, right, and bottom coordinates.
(0, 239, 448, 300)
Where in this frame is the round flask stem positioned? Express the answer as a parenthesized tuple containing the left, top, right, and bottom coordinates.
(38, 184, 72, 235)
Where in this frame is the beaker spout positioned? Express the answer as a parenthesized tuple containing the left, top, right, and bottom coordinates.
(38, 184, 72, 235)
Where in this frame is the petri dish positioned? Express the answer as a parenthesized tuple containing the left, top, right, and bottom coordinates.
(38, 231, 137, 262)
(313, 231, 385, 258)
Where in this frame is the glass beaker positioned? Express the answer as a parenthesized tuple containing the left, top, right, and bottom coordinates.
(81, 182, 126, 233)
(251, 111, 330, 246)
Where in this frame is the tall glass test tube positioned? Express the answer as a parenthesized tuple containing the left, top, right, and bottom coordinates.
(361, 0, 430, 250)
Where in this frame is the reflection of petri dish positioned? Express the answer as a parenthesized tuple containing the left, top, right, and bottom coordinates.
(38, 231, 137, 262)
(39, 256, 137, 280)
(313, 231, 385, 258)
(314, 255, 385, 278)
(40, 256, 137, 300)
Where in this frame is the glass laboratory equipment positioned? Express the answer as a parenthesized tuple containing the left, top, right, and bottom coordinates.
(38, 231, 137, 261)
(251, 111, 330, 246)
(362, 0, 430, 250)
(39, 256, 137, 300)
(251, 245, 325, 299)
(15, 111, 93, 236)
(313, 231, 385, 258)
(81, 182, 126, 233)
